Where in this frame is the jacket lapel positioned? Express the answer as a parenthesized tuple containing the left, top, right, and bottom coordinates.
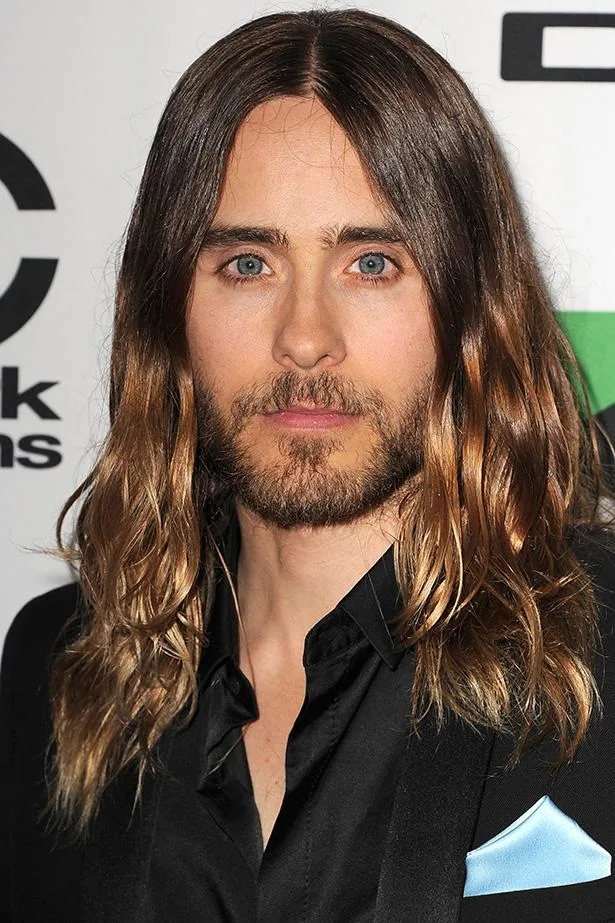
(375, 712, 495, 923)
(79, 733, 174, 923)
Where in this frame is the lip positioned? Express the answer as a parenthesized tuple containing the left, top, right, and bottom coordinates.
(263, 406, 358, 430)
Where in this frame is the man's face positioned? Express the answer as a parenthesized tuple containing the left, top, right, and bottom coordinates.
(187, 96, 436, 527)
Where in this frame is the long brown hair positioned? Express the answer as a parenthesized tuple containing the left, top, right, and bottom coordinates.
(51, 8, 605, 835)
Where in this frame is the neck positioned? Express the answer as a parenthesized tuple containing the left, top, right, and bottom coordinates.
(235, 501, 399, 651)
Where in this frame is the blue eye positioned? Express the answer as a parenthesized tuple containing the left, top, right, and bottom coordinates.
(234, 255, 265, 275)
(357, 253, 386, 274)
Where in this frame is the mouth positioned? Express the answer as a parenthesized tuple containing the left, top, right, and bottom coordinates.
(263, 404, 359, 430)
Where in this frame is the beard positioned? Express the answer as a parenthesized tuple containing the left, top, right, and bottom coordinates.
(196, 369, 429, 529)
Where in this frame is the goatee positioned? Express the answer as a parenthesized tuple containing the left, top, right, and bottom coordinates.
(196, 370, 428, 529)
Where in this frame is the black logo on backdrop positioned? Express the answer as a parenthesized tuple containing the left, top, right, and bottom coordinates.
(0, 366, 61, 468)
(502, 13, 615, 81)
(0, 134, 58, 343)
(0, 138, 62, 466)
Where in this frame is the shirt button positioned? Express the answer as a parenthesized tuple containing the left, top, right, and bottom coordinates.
(228, 677, 241, 695)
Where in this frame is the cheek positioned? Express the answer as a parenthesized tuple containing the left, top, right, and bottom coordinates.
(356, 302, 436, 402)
(186, 300, 267, 405)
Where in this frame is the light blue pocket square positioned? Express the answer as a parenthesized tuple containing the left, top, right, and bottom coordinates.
(464, 795, 611, 897)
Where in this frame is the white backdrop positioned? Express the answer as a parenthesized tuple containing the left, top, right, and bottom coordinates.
(1, 0, 614, 644)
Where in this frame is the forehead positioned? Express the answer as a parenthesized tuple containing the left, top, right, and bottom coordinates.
(215, 96, 387, 228)
(232, 96, 351, 165)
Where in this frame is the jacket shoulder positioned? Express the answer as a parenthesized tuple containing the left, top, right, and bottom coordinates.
(2, 583, 84, 691)
(1, 584, 86, 920)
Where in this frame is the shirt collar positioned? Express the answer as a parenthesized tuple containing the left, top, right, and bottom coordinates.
(336, 544, 403, 669)
(198, 515, 404, 688)
(197, 518, 241, 690)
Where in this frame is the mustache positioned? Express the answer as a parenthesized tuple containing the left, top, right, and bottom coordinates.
(230, 371, 385, 424)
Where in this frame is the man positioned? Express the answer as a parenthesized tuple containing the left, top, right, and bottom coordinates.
(1, 8, 614, 923)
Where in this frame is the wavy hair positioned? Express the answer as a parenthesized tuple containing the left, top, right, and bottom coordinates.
(50, 8, 605, 835)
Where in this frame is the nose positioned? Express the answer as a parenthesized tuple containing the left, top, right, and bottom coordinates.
(272, 281, 346, 371)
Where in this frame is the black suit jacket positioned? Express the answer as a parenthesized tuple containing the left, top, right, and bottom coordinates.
(2, 531, 615, 923)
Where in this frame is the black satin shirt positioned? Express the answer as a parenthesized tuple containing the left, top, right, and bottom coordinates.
(146, 529, 416, 922)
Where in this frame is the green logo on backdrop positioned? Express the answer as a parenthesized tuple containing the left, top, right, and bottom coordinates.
(558, 312, 615, 419)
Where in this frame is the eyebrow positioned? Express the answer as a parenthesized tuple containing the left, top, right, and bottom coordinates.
(200, 225, 290, 250)
(199, 223, 407, 252)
